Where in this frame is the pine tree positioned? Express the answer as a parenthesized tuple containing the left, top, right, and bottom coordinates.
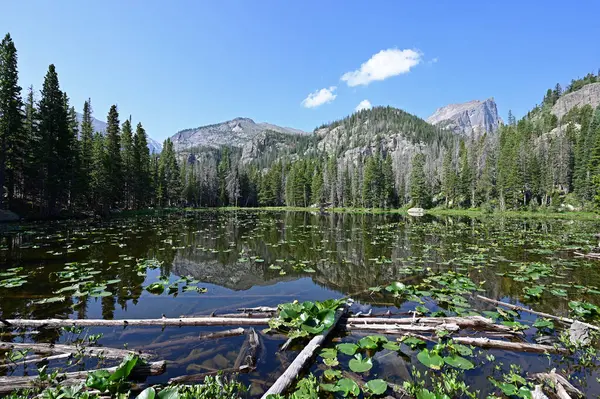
(441, 145, 456, 207)
(310, 164, 324, 206)
(38, 64, 70, 214)
(79, 99, 94, 206)
(0, 33, 24, 209)
(132, 122, 151, 208)
(121, 117, 134, 209)
(90, 132, 108, 213)
(23, 86, 38, 201)
(382, 153, 395, 208)
(105, 105, 122, 208)
(458, 141, 473, 207)
(157, 139, 180, 207)
(409, 153, 429, 208)
(66, 101, 80, 209)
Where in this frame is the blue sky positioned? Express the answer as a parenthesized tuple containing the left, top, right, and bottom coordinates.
(1, 1, 599, 141)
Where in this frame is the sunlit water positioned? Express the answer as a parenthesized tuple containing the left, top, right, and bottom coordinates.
(1, 211, 600, 396)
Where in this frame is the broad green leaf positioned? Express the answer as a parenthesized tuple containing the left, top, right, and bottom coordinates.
(336, 343, 359, 356)
(443, 354, 474, 370)
(349, 353, 373, 373)
(417, 349, 444, 370)
(365, 379, 388, 395)
(136, 387, 156, 399)
(336, 378, 360, 397)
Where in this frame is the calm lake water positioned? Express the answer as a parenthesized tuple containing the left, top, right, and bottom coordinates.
(2, 210, 600, 397)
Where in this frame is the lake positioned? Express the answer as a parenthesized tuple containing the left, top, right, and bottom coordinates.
(1, 210, 600, 397)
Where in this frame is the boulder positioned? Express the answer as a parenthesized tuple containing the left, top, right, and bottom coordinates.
(407, 207, 425, 217)
(0, 209, 19, 222)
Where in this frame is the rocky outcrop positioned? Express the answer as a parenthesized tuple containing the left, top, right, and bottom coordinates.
(552, 83, 600, 120)
(240, 130, 308, 165)
(171, 117, 307, 152)
(427, 98, 501, 137)
(0, 210, 19, 222)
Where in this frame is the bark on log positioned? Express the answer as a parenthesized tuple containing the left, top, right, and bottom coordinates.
(0, 341, 151, 360)
(452, 337, 568, 355)
(237, 307, 278, 313)
(347, 315, 514, 332)
(168, 367, 247, 384)
(0, 361, 166, 394)
(143, 328, 245, 350)
(234, 328, 260, 369)
(260, 307, 347, 398)
(0, 353, 71, 368)
(2, 317, 271, 328)
(347, 323, 460, 333)
(476, 295, 600, 332)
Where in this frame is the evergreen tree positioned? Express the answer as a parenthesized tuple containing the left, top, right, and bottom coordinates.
(66, 101, 80, 208)
(409, 153, 429, 208)
(23, 86, 38, 201)
(157, 139, 180, 207)
(105, 105, 122, 208)
(79, 99, 94, 206)
(310, 164, 324, 206)
(132, 122, 151, 208)
(90, 132, 108, 213)
(121, 117, 134, 208)
(0, 33, 24, 209)
(38, 64, 70, 214)
(382, 153, 395, 208)
(441, 146, 456, 207)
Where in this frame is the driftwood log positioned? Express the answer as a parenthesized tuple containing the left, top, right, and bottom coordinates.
(531, 369, 584, 398)
(0, 360, 166, 394)
(0, 341, 152, 360)
(476, 295, 600, 332)
(1, 317, 272, 328)
(451, 337, 569, 355)
(260, 306, 348, 398)
(347, 323, 460, 333)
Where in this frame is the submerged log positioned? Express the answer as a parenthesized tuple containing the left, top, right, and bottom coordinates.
(237, 307, 278, 313)
(143, 328, 246, 350)
(0, 360, 166, 394)
(476, 295, 600, 332)
(234, 328, 260, 369)
(261, 307, 348, 398)
(0, 341, 151, 360)
(452, 337, 568, 355)
(168, 367, 246, 384)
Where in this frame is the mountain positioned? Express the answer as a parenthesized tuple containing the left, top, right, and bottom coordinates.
(75, 112, 163, 154)
(551, 82, 600, 120)
(426, 98, 501, 136)
(170, 117, 308, 152)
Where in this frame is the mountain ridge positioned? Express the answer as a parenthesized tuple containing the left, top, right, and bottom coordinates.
(426, 98, 501, 136)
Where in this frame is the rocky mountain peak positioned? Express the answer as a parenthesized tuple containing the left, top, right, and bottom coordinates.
(427, 98, 501, 137)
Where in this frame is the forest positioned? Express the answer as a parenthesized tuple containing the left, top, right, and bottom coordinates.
(2, 31, 600, 217)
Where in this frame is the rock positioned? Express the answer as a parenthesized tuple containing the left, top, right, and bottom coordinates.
(170, 117, 307, 152)
(552, 83, 600, 120)
(0, 210, 19, 222)
(427, 98, 502, 137)
(569, 321, 591, 345)
(407, 208, 425, 217)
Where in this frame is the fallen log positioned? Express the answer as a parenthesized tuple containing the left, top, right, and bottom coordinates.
(261, 306, 347, 398)
(347, 315, 514, 333)
(0, 360, 166, 394)
(452, 337, 568, 355)
(347, 323, 460, 333)
(168, 366, 247, 384)
(0, 353, 71, 368)
(531, 369, 584, 398)
(237, 307, 278, 313)
(476, 295, 600, 332)
(143, 328, 245, 350)
(0, 341, 151, 360)
(1, 317, 271, 328)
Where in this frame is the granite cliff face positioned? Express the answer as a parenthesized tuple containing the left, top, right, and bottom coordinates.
(552, 83, 600, 120)
(427, 98, 501, 136)
(170, 117, 307, 152)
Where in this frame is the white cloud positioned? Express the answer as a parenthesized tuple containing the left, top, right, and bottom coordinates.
(341, 48, 422, 87)
(355, 99, 372, 112)
(301, 86, 337, 108)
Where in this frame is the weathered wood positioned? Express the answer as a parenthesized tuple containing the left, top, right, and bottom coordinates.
(234, 328, 260, 369)
(168, 366, 248, 384)
(452, 337, 569, 355)
(0, 353, 71, 368)
(347, 315, 513, 332)
(261, 307, 347, 398)
(347, 323, 460, 333)
(531, 369, 584, 398)
(143, 328, 245, 350)
(237, 307, 278, 313)
(476, 295, 600, 332)
(0, 341, 151, 360)
(2, 317, 271, 328)
(0, 361, 166, 394)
